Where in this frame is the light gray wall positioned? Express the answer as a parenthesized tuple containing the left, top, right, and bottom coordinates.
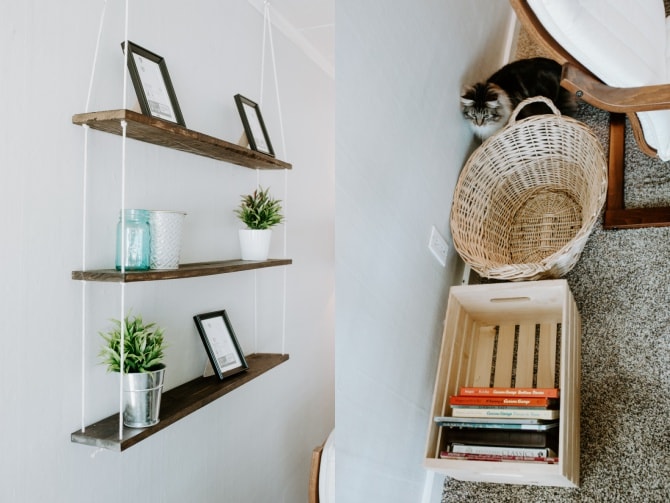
(1, 1, 333, 502)
(336, 1, 512, 501)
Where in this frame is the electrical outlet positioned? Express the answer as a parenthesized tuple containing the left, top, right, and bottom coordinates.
(428, 226, 448, 267)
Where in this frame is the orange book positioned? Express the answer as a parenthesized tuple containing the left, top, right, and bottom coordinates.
(449, 395, 558, 408)
(458, 387, 559, 398)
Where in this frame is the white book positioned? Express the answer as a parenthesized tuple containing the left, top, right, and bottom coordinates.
(450, 407, 559, 420)
(451, 444, 552, 458)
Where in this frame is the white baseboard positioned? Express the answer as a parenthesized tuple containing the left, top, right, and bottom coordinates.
(421, 471, 445, 503)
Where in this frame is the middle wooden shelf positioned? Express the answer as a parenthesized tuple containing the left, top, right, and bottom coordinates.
(72, 258, 292, 283)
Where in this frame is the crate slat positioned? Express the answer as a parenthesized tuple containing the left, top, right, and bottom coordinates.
(515, 323, 536, 387)
(494, 324, 515, 387)
(471, 325, 496, 387)
(536, 323, 557, 388)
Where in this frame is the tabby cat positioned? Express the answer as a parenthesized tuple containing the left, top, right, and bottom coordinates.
(460, 57, 577, 139)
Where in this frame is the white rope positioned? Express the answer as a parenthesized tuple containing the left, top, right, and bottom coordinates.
(80, 0, 108, 433)
(253, 270, 258, 354)
(281, 170, 287, 355)
(118, 0, 131, 440)
(264, 3, 287, 159)
(122, 0, 130, 111)
(119, 118, 128, 439)
(262, 2, 288, 356)
(84, 0, 108, 113)
(259, 4, 269, 107)
(253, 168, 260, 354)
(80, 126, 89, 432)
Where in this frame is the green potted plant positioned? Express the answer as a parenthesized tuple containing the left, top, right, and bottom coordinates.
(99, 313, 166, 428)
(234, 185, 284, 260)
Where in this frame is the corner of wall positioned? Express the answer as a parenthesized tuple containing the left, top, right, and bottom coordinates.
(502, 7, 520, 64)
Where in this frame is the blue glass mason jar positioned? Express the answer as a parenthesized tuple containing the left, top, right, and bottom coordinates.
(115, 209, 151, 270)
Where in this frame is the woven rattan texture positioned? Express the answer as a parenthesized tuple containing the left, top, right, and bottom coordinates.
(451, 97, 607, 280)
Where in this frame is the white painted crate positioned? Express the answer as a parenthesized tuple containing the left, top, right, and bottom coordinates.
(424, 280, 581, 487)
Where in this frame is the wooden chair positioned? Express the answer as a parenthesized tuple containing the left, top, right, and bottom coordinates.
(510, 0, 670, 229)
(308, 443, 324, 503)
(309, 430, 334, 503)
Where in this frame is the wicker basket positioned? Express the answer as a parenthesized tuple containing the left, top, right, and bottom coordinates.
(451, 96, 607, 281)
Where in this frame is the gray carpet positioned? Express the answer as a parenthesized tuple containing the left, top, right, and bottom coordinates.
(440, 51, 670, 503)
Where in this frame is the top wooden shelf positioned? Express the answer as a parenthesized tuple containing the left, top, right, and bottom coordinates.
(72, 109, 292, 171)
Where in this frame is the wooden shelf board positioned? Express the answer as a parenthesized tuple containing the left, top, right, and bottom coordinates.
(71, 353, 289, 452)
(73, 109, 292, 170)
(72, 258, 292, 283)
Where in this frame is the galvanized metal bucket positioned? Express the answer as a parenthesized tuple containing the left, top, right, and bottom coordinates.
(123, 365, 166, 428)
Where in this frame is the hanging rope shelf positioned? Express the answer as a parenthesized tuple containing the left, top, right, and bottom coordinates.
(73, 0, 292, 451)
(72, 109, 292, 170)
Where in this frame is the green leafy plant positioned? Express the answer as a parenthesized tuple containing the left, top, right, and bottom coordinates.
(98, 313, 166, 373)
(234, 186, 284, 230)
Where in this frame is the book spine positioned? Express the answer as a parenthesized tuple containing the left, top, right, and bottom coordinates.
(439, 452, 559, 464)
(450, 405, 552, 410)
(450, 444, 550, 457)
(436, 421, 548, 430)
(449, 396, 555, 407)
(458, 387, 559, 398)
(450, 407, 559, 419)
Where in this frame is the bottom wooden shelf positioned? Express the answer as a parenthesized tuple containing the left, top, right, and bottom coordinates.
(71, 353, 289, 451)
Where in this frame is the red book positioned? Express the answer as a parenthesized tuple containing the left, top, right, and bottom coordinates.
(458, 387, 559, 398)
(439, 452, 559, 464)
(449, 395, 559, 407)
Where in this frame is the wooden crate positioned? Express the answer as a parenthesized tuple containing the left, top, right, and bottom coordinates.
(424, 280, 581, 487)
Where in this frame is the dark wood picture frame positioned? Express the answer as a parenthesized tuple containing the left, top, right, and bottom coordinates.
(234, 94, 275, 157)
(193, 310, 248, 381)
(121, 40, 186, 127)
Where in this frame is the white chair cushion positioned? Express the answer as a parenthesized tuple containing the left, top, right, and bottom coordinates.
(528, 0, 670, 161)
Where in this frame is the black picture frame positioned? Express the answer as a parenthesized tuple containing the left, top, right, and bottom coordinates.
(121, 41, 186, 127)
(234, 94, 275, 157)
(193, 310, 248, 381)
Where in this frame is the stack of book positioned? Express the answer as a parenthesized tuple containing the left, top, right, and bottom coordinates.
(435, 386, 560, 463)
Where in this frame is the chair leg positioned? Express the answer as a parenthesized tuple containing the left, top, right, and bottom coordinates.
(603, 113, 670, 229)
(605, 113, 626, 214)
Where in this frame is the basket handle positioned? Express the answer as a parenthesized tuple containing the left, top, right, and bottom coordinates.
(508, 96, 561, 125)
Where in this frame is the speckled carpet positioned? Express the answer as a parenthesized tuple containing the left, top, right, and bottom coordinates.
(441, 15, 670, 503)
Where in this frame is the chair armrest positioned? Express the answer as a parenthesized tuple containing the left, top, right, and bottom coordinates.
(561, 63, 670, 113)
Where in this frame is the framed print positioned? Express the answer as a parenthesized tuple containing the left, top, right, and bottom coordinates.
(234, 94, 275, 157)
(193, 310, 248, 380)
(121, 41, 186, 126)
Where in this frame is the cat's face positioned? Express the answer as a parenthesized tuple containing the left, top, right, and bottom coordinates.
(460, 83, 511, 139)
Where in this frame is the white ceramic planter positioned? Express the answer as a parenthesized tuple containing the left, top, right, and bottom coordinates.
(239, 229, 272, 260)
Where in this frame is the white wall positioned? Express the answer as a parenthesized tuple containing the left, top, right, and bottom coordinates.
(336, 1, 512, 501)
(0, 1, 333, 502)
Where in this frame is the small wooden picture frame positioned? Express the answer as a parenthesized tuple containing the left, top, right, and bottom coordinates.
(234, 94, 275, 157)
(193, 310, 248, 380)
(121, 40, 186, 126)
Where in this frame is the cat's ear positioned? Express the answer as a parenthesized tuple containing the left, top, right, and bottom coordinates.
(460, 86, 475, 106)
(484, 84, 504, 109)
(461, 85, 475, 96)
